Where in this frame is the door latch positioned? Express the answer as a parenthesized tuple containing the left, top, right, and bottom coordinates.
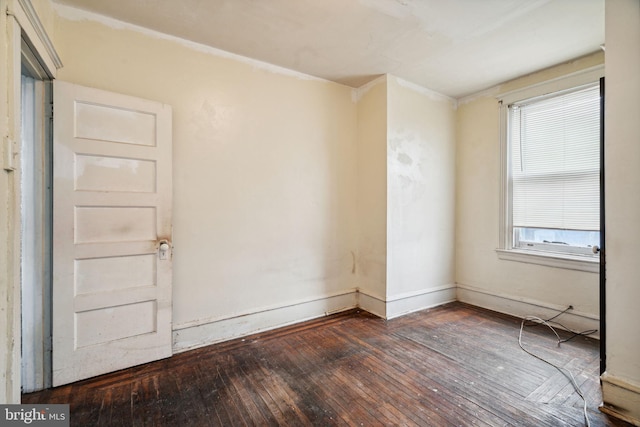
(159, 241, 171, 260)
(3, 136, 16, 171)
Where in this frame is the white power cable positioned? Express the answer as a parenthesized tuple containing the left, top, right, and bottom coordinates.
(518, 315, 591, 427)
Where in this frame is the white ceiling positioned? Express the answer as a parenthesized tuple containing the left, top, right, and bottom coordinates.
(52, 0, 604, 98)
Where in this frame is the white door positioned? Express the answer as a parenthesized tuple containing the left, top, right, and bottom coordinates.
(52, 81, 173, 386)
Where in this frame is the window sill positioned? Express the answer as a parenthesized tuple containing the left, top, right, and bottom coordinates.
(495, 248, 599, 273)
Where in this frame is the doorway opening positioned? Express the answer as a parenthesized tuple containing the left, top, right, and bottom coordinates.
(20, 36, 53, 393)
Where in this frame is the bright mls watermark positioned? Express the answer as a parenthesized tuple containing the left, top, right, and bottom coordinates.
(0, 405, 69, 426)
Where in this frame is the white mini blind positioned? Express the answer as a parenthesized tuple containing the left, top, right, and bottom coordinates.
(510, 84, 600, 231)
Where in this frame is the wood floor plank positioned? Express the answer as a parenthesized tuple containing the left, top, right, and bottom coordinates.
(345, 324, 551, 427)
(22, 303, 632, 427)
(236, 347, 305, 426)
(210, 365, 251, 427)
(282, 333, 373, 425)
(330, 319, 533, 426)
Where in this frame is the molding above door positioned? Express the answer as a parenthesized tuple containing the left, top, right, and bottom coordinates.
(6, 0, 63, 77)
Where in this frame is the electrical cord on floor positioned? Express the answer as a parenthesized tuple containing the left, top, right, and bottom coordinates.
(518, 315, 592, 427)
(523, 306, 598, 343)
(547, 322, 598, 344)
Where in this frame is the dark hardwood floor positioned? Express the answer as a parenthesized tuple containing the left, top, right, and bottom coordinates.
(23, 302, 631, 426)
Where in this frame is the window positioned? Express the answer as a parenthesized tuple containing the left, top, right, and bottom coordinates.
(497, 68, 603, 272)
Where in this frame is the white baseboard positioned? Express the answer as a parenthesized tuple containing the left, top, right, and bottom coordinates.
(173, 282, 595, 355)
(600, 372, 640, 426)
(173, 285, 456, 353)
(172, 290, 358, 353)
(385, 285, 457, 319)
(456, 283, 600, 338)
(358, 285, 456, 320)
(357, 290, 387, 318)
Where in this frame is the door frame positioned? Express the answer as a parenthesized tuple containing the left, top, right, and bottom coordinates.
(20, 48, 53, 392)
(0, 0, 61, 402)
(599, 77, 606, 375)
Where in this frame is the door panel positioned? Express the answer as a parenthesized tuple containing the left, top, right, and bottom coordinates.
(52, 81, 172, 386)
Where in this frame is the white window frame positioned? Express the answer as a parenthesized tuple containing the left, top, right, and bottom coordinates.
(496, 65, 604, 273)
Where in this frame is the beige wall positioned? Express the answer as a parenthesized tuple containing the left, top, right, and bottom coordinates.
(602, 0, 640, 422)
(50, 0, 602, 339)
(354, 75, 457, 317)
(52, 6, 359, 346)
(455, 52, 604, 328)
(386, 76, 456, 312)
(34, 3, 459, 356)
(356, 78, 388, 314)
(6, 0, 635, 408)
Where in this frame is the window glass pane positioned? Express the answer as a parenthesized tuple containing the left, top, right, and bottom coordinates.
(515, 227, 600, 248)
